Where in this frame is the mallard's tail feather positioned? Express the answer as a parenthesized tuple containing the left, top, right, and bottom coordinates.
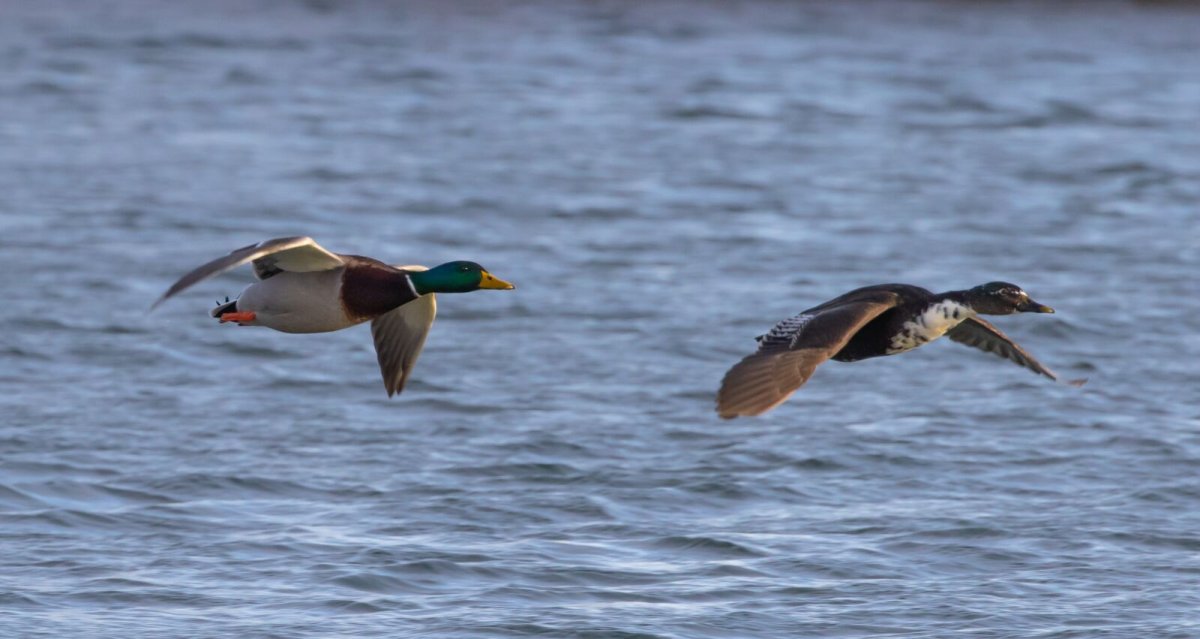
(210, 297, 237, 318)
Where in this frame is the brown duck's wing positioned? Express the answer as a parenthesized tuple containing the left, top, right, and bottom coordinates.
(371, 266, 437, 397)
(152, 236, 345, 309)
(717, 290, 902, 419)
(801, 283, 932, 315)
(947, 317, 1086, 386)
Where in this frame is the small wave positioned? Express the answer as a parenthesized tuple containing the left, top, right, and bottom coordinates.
(130, 33, 306, 51)
(5, 479, 172, 513)
(359, 67, 446, 83)
(21, 80, 75, 95)
(702, 563, 768, 578)
(0, 345, 53, 360)
(403, 397, 503, 415)
(318, 598, 390, 613)
(493, 440, 592, 462)
(1027, 49, 1094, 64)
(663, 104, 771, 121)
(647, 534, 764, 558)
(550, 206, 637, 220)
(0, 591, 42, 607)
(452, 462, 583, 480)
(290, 167, 361, 182)
(909, 524, 1010, 540)
(1, 508, 127, 530)
(673, 479, 757, 500)
(330, 572, 425, 595)
(0, 484, 44, 510)
(66, 587, 227, 606)
(789, 456, 846, 471)
(1091, 161, 1163, 176)
(143, 473, 368, 501)
(223, 67, 267, 85)
(1105, 531, 1200, 552)
(898, 94, 1000, 115)
(1009, 101, 1101, 128)
(385, 558, 507, 585)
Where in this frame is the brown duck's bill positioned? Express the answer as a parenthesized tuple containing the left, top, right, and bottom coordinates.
(479, 271, 515, 290)
(1020, 299, 1054, 313)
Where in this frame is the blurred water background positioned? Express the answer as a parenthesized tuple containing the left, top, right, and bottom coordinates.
(2, 1, 1199, 637)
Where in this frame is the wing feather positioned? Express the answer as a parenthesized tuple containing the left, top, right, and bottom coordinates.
(947, 318, 1086, 386)
(371, 266, 437, 397)
(717, 292, 901, 418)
(152, 236, 345, 308)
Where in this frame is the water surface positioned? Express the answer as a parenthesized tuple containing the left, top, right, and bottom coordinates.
(2, 1, 1199, 637)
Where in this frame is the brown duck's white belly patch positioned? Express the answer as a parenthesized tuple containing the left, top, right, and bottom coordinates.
(886, 301, 973, 354)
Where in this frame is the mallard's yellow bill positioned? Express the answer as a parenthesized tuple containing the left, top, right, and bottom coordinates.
(479, 271, 515, 290)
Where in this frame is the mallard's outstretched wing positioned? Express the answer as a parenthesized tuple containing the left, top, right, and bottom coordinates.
(153, 236, 344, 308)
(370, 265, 438, 397)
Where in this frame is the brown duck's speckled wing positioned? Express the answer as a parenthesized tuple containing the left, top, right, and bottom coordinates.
(717, 290, 902, 419)
(370, 266, 437, 397)
(947, 317, 1086, 386)
(153, 236, 345, 308)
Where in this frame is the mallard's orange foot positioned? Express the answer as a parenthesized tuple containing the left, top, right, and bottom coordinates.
(218, 311, 256, 324)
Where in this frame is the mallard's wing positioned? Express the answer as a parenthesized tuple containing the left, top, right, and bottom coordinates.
(153, 236, 345, 308)
(717, 290, 902, 418)
(371, 266, 437, 397)
(947, 317, 1086, 386)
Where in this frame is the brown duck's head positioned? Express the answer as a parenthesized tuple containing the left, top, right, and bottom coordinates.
(966, 281, 1054, 315)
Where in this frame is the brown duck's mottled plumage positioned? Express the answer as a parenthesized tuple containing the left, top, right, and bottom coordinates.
(717, 283, 1083, 419)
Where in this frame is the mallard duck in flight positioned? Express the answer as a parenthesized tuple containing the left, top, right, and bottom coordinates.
(153, 236, 514, 397)
(717, 282, 1084, 418)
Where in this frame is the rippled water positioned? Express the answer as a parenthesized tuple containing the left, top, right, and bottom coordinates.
(2, 1, 1199, 637)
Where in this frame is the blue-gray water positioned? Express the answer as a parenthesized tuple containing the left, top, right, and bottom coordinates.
(2, 1, 1199, 637)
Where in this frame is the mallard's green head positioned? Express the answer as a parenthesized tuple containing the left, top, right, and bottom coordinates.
(409, 261, 515, 294)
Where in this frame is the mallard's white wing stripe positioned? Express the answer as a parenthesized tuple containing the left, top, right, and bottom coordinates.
(371, 265, 437, 397)
(152, 236, 344, 309)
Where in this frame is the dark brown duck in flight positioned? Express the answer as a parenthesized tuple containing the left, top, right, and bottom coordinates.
(716, 282, 1085, 419)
